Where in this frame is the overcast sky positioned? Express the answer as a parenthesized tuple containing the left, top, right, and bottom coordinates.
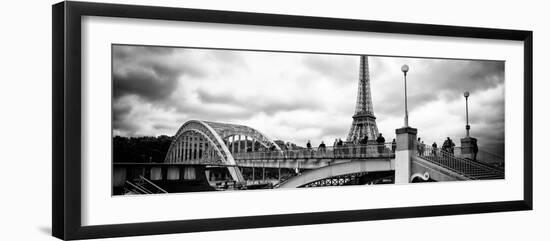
(112, 45, 505, 155)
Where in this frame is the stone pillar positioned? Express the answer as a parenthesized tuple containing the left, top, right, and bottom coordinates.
(460, 137, 476, 160)
(179, 166, 185, 181)
(395, 127, 417, 184)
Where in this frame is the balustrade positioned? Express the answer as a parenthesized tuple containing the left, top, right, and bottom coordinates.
(232, 143, 395, 160)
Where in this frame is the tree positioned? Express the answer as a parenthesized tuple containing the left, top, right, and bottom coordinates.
(113, 135, 173, 163)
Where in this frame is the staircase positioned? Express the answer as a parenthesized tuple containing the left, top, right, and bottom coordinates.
(417, 146, 504, 180)
(124, 176, 168, 194)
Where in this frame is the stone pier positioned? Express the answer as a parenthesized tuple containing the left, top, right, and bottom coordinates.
(394, 126, 417, 184)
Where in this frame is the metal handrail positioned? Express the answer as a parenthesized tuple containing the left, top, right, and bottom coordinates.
(445, 146, 504, 165)
(416, 144, 503, 179)
(139, 176, 168, 193)
(475, 150, 505, 168)
(125, 180, 152, 194)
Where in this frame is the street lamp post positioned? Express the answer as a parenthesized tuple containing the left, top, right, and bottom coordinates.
(464, 91, 470, 137)
(401, 65, 409, 127)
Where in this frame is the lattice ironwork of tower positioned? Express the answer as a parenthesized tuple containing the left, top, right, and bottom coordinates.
(346, 55, 379, 143)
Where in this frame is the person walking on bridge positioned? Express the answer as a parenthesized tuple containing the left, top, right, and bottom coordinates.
(417, 137, 423, 156)
(442, 138, 449, 154)
(306, 140, 312, 158)
(473, 138, 479, 161)
(376, 133, 385, 154)
(336, 138, 344, 158)
(318, 141, 327, 155)
(333, 138, 339, 157)
(360, 135, 368, 144)
(442, 137, 456, 156)
(359, 135, 368, 155)
(448, 137, 456, 156)
(432, 142, 438, 156)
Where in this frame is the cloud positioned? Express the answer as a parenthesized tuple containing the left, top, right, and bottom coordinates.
(195, 86, 321, 116)
(302, 55, 356, 82)
(370, 58, 504, 118)
(112, 45, 205, 102)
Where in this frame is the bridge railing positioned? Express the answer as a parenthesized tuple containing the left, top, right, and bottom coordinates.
(475, 150, 505, 169)
(442, 147, 504, 167)
(417, 144, 504, 179)
(232, 143, 395, 160)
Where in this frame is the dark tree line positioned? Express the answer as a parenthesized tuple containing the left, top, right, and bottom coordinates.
(113, 135, 173, 163)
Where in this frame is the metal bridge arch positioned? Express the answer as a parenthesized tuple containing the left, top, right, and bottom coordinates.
(166, 129, 224, 164)
(164, 120, 282, 182)
(203, 121, 282, 153)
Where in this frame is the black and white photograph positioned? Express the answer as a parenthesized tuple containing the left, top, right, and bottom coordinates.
(112, 45, 505, 195)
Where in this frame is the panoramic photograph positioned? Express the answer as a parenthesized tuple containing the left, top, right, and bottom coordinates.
(111, 45, 505, 195)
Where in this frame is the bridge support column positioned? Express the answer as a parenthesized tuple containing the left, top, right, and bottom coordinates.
(460, 137, 476, 160)
(395, 127, 417, 184)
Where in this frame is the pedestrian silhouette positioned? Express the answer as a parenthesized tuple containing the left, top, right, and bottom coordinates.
(432, 142, 438, 156)
(472, 138, 479, 161)
(318, 141, 326, 154)
(417, 137, 423, 156)
(442, 137, 455, 156)
(376, 133, 385, 154)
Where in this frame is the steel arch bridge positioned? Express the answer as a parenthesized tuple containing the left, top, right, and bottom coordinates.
(164, 120, 282, 182)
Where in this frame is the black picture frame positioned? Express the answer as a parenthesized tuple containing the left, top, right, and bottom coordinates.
(52, 1, 533, 240)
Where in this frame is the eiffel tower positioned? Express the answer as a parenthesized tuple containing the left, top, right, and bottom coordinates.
(346, 55, 379, 143)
